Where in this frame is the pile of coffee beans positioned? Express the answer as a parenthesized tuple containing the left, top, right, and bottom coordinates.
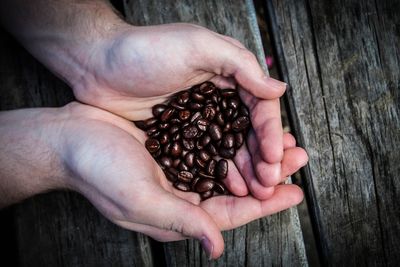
(134, 82, 250, 200)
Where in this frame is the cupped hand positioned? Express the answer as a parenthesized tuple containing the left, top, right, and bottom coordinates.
(59, 102, 305, 259)
(69, 23, 292, 194)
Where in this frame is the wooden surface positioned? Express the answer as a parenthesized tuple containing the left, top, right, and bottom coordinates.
(266, 0, 400, 265)
(0, 0, 308, 266)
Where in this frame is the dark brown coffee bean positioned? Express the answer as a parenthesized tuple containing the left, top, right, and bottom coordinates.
(198, 150, 211, 162)
(161, 107, 175, 122)
(170, 118, 181, 124)
(228, 98, 240, 110)
(207, 143, 218, 156)
(169, 125, 180, 135)
(190, 111, 202, 123)
(231, 110, 239, 120)
(195, 178, 215, 193)
(221, 89, 237, 97)
(178, 162, 189, 171)
(179, 110, 191, 121)
(216, 159, 228, 179)
(189, 102, 203, 110)
(152, 149, 162, 158)
(184, 152, 195, 167)
(145, 117, 158, 128)
(232, 116, 250, 132)
(192, 92, 205, 102)
(159, 132, 169, 145)
(170, 101, 186, 110)
(170, 141, 182, 157)
(195, 157, 206, 168)
(145, 138, 160, 153)
(221, 99, 228, 109)
(172, 132, 181, 141)
(164, 168, 178, 182)
(159, 122, 170, 130)
(202, 105, 216, 121)
(235, 132, 244, 148)
(183, 125, 199, 139)
(219, 147, 236, 159)
(214, 181, 227, 194)
(196, 118, 209, 131)
(198, 171, 215, 179)
(222, 133, 235, 148)
(173, 158, 181, 168)
(191, 176, 201, 191)
(200, 190, 214, 200)
(174, 181, 190, 192)
(216, 112, 225, 126)
(190, 166, 200, 176)
(196, 139, 205, 150)
(163, 142, 171, 155)
(211, 94, 219, 104)
(201, 134, 211, 147)
(206, 159, 217, 175)
(177, 91, 190, 105)
(208, 123, 222, 141)
(159, 156, 173, 168)
(146, 126, 160, 137)
(178, 170, 193, 182)
(133, 120, 147, 130)
(152, 104, 167, 117)
(223, 122, 232, 132)
(239, 105, 249, 116)
(182, 139, 195, 150)
(199, 82, 215, 95)
(224, 108, 234, 119)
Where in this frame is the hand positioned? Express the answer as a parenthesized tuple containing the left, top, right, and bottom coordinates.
(56, 102, 305, 259)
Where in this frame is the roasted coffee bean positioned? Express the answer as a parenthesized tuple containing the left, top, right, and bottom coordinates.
(189, 102, 203, 110)
(232, 116, 250, 132)
(199, 82, 215, 95)
(216, 159, 228, 179)
(228, 98, 240, 110)
(195, 178, 215, 193)
(222, 133, 235, 148)
(173, 158, 181, 168)
(177, 91, 190, 105)
(208, 123, 222, 141)
(196, 139, 205, 150)
(159, 156, 173, 168)
(211, 94, 219, 104)
(144, 118, 158, 128)
(221, 89, 237, 97)
(200, 190, 214, 200)
(152, 104, 167, 117)
(145, 138, 160, 153)
(179, 110, 191, 121)
(170, 118, 181, 124)
(216, 112, 225, 126)
(239, 105, 249, 116)
(178, 170, 193, 182)
(190, 111, 202, 123)
(133, 120, 147, 130)
(182, 139, 195, 150)
(164, 169, 177, 182)
(192, 92, 205, 102)
(163, 142, 171, 155)
(195, 157, 207, 168)
(159, 122, 170, 130)
(170, 141, 182, 157)
(169, 125, 180, 135)
(172, 132, 181, 141)
(207, 143, 218, 156)
(232, 110, 239, 120)
(206, 159, 217, 175)
(196, 118, 209, 131)
(202, 105, 216, 121)
(214, 182, 227, 194)
(170, 101, 186, 110)
(183, 125, 199, 139)
(152, 149, 162, 158)
(221, 98, 228, 109)
(147, 126, 160, 137)
(174, 181, 190, 192)
(198, 150, 211, 162)
(198, 171, 215, 179)
(200, 134, 211, 147)
(224, 108, 234, 119)
(235, 132, 244, 148)
(191, 176, 201, 191)
(178, 162, 189, 171)
(223, 122, 232, 132)
(159, 132, 169, 145)
(219, 147, 236, 159)
(184, 152, 195, 167)
(182, 121, 190, 128)
(160, 107, 175, 122)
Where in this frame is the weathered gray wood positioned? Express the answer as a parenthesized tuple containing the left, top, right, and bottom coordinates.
(0, 26, 155, 267)
(266, 0, 400, 265)
(123, 0, 307, 266)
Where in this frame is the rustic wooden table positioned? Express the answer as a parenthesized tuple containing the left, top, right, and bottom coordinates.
(0, 0, 399, 266)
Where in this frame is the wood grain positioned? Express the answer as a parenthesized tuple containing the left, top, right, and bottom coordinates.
(266, 0, 400, 265)
(123, 0, 307, 266)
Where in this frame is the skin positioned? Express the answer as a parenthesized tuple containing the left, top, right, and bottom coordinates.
(0, 0, 309, 259)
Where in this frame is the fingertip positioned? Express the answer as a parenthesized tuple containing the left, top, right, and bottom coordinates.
(255, 160, 282, 187)
(262, 77, 287, 98)
(283, 132, 296, 149)
(275, 184, 304, 206)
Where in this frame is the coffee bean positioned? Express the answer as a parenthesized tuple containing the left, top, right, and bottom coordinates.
(196, 139, 205, 150)
(191, 176, 201, 191)
(189, 102, 203, 110)
(192, 92, 205, 102)
(173, 158, 181, 168)
(178, 162, 189, 171)
(190, 111, 202, 123)
(221, 89, 237, 97)
(174, 181, 190, 192)
(152, 104, 167, 117)
(232, 116, 250, 132)
(219, 147, 236, 159)
(169, 125, 180, 135)
(170, 118, 181, 124)
(222, 133, 235, 148)
(228, 98, 240, 110)
(202, 105, 216, 121)
(177, 91, 190, 105)
(159, 156, 173, 168)
(239, 105, 249, 116)
(196, 118, 209, 131)
(214, 181, 227, 194)
(198, 171, 215, 179)
(235, 132, 244, 148)
(159, 132, 169, 144)
(161, 107, 175, 122)
(221, 99, 228, 109)
(179, 110, 191, 121)
(183, 125, 198, 139)
(163, 142, 171, 155)
(195, 178, 215, 193)
(195, 157, 206, 168)
(223, 122, 232, 132)
(164, 169, 177, 182)
(200, 134, 211, 147)
(216, 113, 225, 126)
(224, 108, 234, 119)
(152, 149, 162, 158)
(178, 170, 193, 182)
(182, 139, 195, 150)
(159, 122, 170, 130)
(170, 101, 186, 110)
(200, 190, 214, 200)
(207, 143, 218, 156)
(206, 159, 216, 175)
(146, 126, 160, 137)
(185, 152, 195, 167)
(133, 120, 147, 130)
(208, 123, 222, 141)
(145, 138, 160, 153)
(170, 141, 182, 157)
(199, 150, 211, 162)
(216, 159, 228, 179)
(172, 132, 181, 141)
(199, 82, 215, 95)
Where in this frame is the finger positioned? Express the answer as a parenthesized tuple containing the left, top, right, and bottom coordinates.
(223, 159, 249, 196)
(241, 91, 284, 163)
(209, 75, 237, 89)
(283, 132, 297, 149)
(247, 130, 281, 187)
(281, 147, 308, 180)
(233, 143, 275, 200)
(215, 33, 247, 49)
(200, 184, 303, 230)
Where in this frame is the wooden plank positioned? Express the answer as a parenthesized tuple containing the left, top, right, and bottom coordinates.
(266, 0, 400, 265)
(0, 26, 155, 267)
(123, 0, 308, 266)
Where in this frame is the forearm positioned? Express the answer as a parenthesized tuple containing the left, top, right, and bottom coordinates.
(0, 108, 67, 208)
(0, 0, 126, 88)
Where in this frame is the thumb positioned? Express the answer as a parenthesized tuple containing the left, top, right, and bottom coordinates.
(138, 191, 225, 259)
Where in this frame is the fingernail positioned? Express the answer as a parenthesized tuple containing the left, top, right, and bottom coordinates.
(263, 76, 287, 91)
(200, 236, 214, 261)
